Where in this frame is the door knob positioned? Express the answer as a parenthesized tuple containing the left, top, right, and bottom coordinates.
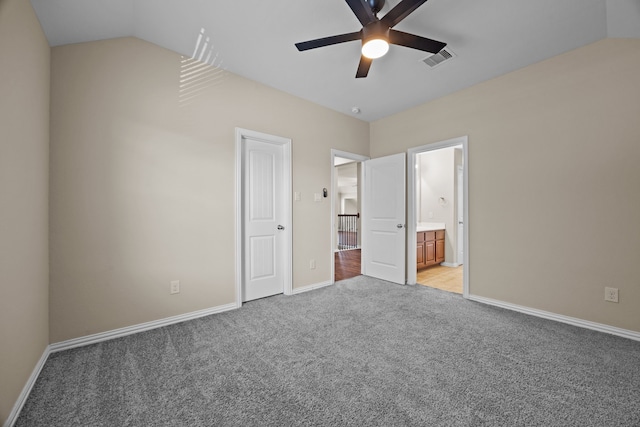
(277, 225, 285, 230)
(397, 224, 404, 228)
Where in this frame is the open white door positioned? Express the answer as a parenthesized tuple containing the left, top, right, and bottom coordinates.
(362, 153, 406, 284)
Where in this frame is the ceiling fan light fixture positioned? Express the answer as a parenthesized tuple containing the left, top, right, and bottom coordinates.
(362, 38, 389, 59)
(294, 0, 446, 78)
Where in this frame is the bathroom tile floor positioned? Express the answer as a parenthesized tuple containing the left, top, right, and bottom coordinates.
(417, 265, 463, 294)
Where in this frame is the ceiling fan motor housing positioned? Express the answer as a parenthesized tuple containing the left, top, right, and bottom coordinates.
(367, 0, 386, 14)
(362, 21, 390, 44)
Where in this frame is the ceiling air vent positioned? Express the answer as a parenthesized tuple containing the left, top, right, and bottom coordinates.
(422, 48, 455, 68)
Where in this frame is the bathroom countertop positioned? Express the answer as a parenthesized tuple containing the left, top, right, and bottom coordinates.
(416, 222, 446, 232)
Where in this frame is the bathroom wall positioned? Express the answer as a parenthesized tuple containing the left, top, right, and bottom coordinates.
(417, 147, 456, 263)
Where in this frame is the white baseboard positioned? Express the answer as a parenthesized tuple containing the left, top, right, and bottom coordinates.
(3, 346, 50, 427)
(468, 294, 640, 342)
(50, 302, 238, 353)
(291, 280, 333, 295)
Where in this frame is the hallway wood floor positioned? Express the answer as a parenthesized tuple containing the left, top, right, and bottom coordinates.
(335, 249, 361, 282)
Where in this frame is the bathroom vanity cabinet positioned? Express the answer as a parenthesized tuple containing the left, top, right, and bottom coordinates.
(417, 230, 445, 269)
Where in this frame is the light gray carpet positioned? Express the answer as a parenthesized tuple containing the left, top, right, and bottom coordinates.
(16, 276, 640, 426)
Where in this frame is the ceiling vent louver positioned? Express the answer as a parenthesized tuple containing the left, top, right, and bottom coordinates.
(422, 48, 455, 68)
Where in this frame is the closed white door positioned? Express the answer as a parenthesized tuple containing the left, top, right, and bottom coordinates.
(243, 138, 286, 301)
(362, 153, 406, 284)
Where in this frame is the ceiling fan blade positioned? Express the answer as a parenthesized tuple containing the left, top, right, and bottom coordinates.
(356, 56, 373, 78)
(345, 0, 377, 26)
(389, 29, 445, 54)
(381, 0, 428, 28)
(295, 31, 362, 51)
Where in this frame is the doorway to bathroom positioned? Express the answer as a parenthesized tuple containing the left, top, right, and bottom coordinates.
(407, 137, 468, 296)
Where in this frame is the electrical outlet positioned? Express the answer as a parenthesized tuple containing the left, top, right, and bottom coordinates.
(170, 280, 180, 295)
(314, 193, 321, 202)
(604, 287, 618, 303)
(294, 192, 301, 201)
(310, 259, 316, 269)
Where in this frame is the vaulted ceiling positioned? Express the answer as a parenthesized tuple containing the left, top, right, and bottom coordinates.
(31, 0, 640, 121)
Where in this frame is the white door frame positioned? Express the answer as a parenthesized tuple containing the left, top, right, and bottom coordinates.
(330, 149, 369, 283)
(235, 128, 292, 307)
(456, 164, 464, 266)
(407, 136, 470, 297)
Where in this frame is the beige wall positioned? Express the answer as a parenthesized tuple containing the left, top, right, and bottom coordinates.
(0, 0, 50, 423)
(49, 37, 369, 342)
(372, 38, 640, 332)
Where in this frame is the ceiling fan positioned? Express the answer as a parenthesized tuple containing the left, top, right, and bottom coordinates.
(295, 0, 446, 78)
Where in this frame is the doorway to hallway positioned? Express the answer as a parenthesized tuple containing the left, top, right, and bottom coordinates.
(331, 150, 368, 283)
